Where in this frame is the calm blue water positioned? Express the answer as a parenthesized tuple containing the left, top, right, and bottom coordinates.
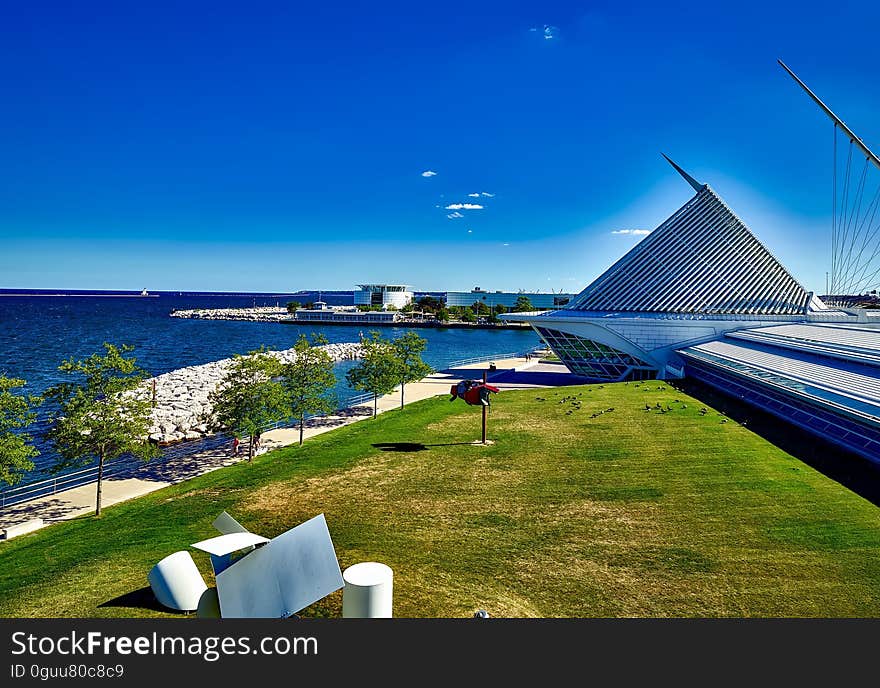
(0, 291, 538, 480)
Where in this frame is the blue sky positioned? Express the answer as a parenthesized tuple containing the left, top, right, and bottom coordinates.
(2, 1, 879, 294)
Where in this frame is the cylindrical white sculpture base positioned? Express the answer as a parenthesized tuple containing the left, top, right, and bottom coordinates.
(342, 562, 393, 618)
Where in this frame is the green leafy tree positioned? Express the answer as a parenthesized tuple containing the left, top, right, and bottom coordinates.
(494, 303, 508, 315)
(513, 295, 535, 312)
(209, 347, 288, 461)
(45, 343, 159, 516)
(416, 296, 444, 314)
(0, 376, 42, 487)
(391, 332, 433, 408)
(487, 312, 501, 324)
(471, 301, 490, 315)
(346, 332, 400, 418)
(460, 309, 477, 323)
(286, 301, 302, 313)
(282, 334, 337, 446)
(436, 307, 450, 322)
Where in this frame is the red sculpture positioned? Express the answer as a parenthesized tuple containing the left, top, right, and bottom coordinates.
(449, 379, 500, 406)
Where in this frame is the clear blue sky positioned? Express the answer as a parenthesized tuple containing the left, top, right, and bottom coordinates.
(2, 0, 879, 293)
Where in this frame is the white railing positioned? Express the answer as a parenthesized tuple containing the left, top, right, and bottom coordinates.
(447, 345, 544, 369)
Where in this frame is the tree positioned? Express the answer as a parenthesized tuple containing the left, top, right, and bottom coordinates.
(460, 309, 476, 323)
(436, 307, 450, 322)
(209, 347, 289, 461)
(471, 301, 490, 315)
(494, 303, 508, 315)
(282, 334, 337, 446)
(0, 376, 42, 487)
(391, 332, 433, 409)
(286, 301, 302, 313)
(513, 295, 534, 312)
(416, 296, 444, 314)
(45, 343, 159, 516)
(345, 332, 400, 418)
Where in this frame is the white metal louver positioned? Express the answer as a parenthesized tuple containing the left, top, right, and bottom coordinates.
(567, 185, 811, 315)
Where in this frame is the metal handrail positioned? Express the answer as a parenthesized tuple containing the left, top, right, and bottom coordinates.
(447, 345, 544, 369)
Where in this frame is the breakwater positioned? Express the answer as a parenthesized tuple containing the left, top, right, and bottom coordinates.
(145, 341, 363, 444)
(171, 306, 530, 329)
(170, 306, 290, 322)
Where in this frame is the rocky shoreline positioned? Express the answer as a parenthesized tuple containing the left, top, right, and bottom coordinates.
(170, 306, 291, 322)
(144, 342, 363, 445)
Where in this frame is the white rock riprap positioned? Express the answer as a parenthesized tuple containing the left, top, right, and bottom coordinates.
(170, 307, 290, 322)
(143, 342, 363, 445)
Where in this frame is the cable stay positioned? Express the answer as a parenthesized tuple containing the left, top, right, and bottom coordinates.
(781, 60, 880, 305)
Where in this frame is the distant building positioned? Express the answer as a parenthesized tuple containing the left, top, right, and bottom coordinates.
(445, 288, 575, 310)
(354, 284, 413, 309)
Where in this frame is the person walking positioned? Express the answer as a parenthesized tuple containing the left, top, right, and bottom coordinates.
(231, 436, 241, 457)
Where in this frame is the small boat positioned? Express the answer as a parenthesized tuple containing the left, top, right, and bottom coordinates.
(141, 288, 149, 296)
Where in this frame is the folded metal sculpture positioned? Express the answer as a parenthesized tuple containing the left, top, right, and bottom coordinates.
(147, 551, 208, 612)
(214, 513, 344, 618)
(212, 510, 250, 535)
(191, 532, 271, 575)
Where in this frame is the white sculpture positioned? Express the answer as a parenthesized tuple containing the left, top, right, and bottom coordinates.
(212, 511, 249, 535)
(342, 562, 394, 618)
(147, 551, 208, 612)
(196, 587, 222, 618)
(191, 532, 270, 575)
(149, 511, 346, 618)
(214, 513, 344, 618)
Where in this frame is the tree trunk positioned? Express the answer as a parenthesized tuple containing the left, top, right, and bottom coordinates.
(95, 452, 104, 517)
(400, 382, 405, 409)
(373, 393, 378, 418)
(299, 413, 305, 446)
(249, 435, 254, 462)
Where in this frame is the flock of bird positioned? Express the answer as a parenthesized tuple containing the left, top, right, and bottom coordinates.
(533, 385, 732, 423)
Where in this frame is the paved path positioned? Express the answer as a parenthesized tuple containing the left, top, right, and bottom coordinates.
(0, 356, 580, 533)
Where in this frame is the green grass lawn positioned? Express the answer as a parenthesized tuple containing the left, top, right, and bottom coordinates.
(3, 381, 880, 617)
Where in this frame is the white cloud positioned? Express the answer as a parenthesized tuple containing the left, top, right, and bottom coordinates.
(467, 193, 480, 198)
(503, 243, 510, 246)
(467, 229, 473, 233)
(447, 211, 464, 219)
(480, 192, 495, 197)
(445, 203, 484, 210)
(543, 25, 557, 39)
(421, 170, 437, 177)
(612, 229, 651, 236)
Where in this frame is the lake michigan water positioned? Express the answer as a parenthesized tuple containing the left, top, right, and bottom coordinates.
(0, 290, 539, 481)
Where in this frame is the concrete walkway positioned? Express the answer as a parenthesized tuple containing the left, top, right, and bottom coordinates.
(0, 355, 575, 533)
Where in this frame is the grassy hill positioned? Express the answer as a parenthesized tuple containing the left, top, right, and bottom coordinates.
(2, 381, 880, 617)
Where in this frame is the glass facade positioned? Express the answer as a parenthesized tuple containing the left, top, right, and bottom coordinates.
(685, 359, 880, 464)
(535, 326, 658, 382)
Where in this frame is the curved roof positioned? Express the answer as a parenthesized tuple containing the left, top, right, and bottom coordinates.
(566, 185, 812, 316)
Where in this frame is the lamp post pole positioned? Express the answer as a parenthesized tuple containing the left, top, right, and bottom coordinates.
(481, 370, 488, 444)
